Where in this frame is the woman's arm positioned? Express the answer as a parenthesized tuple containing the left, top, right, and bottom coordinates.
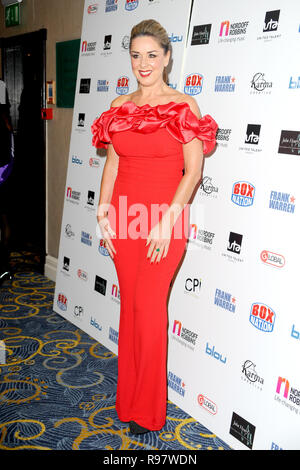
(97, 142, 119, 220)
(146, 96, 204, 262)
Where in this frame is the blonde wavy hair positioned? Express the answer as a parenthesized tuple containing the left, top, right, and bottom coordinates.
(130, 19, 171, 82)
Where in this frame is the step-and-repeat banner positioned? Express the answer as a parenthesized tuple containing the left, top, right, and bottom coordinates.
(54, 0, 300, 449)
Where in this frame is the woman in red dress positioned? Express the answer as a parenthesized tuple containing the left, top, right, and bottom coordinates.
(91, 19, 217, 435)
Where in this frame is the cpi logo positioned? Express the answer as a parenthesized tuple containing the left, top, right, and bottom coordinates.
(231, 181, 255, 207)
(249, 302, 276, 332)
(184, 73, 203, 95)
(116, 76, 129, 95)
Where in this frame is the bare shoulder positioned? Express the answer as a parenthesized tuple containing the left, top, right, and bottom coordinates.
(110, 95, 131, 108)
(176, 92, 202, 118)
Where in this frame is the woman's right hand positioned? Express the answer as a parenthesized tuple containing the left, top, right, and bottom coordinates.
(97, 216, 117, 259)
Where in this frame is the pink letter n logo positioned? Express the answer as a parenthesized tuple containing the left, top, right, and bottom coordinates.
(276, 376, 290, 398)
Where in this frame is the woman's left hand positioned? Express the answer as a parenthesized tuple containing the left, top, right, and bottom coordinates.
(145, 215, 173, 263)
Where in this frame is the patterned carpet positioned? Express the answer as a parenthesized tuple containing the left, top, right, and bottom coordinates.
(0, 267, 230, 451)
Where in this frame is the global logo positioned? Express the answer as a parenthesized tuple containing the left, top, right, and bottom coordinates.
(197, 394, 217, 415)
(249, 302, 276, 332)
(184, 73, 203, 95)
(57, 293, 67, 311)
(231, 181, 255, 207)
(260, 250, 285, 268)
(125, 0, 138, 10)
(116, 76, 129, 95)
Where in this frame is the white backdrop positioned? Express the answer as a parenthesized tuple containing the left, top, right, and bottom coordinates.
(54, 0, 300, 450)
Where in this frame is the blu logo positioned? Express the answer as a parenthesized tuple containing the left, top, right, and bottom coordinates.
(205, 343, 227, 364)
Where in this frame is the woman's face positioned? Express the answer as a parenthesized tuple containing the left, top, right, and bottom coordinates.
(130, 35, 170, 86)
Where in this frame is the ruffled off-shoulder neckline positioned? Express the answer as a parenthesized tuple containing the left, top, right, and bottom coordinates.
(91, 100, 218, 154)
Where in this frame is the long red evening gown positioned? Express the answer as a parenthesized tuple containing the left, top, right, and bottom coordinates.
(91, 101, 217, 431)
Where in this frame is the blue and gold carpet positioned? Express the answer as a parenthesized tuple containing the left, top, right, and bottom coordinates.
(0, 269, 230, 451)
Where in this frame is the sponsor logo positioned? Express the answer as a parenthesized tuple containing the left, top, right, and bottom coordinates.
(125, 0, 138, 11)
(215, 75, 235, 92)
(172, 320, 198, 350)
(74, 305, 84, 321)
(168, 371, 185, 396)
(79, 78, 91, 93)
(289, 76, 300, 89)
(241, 360, 264, 391)
(105, 0, 118, 12)
(263, 10, 280, 32)
(116, 76, 129, 95)
(184, 278, 202, 298)
(66, 186, 80, 204)
(197, 394, 217, 415)
(77, 113, 85, 127)
(97, 79, 109, 92)
(81, 40, 96, 55)
(245, 124, 261, 145)
(199, 176, 218, 198)
(109, 326, 119, 345)
(271, 442, 283, 450)
(249, 302, 276, 332)
(269, 191, 295, 213)
(111, 283, 120, 303)
(72, 155, 83, 166)
(214, 288, 236, 313)
(184, 73, 203, 95)
(98, 239, 110, 256)
(291, 324, 300, 342)
(278, 130, 300, 155)
(191, 24, 211, 45)
(103, 34, 111, 50)
(89, 157, 100, 168)
(57, 293, 67, 311)
(121, 35, 130, 51)
(229, 412, 255, 449)
(62, 256, 70, 272)
(77, 269, 88, 281)
(231, 181, 255, 207)
(260, 250, 285, 268)
(205, 343, 226, 364)
(90, 317, 102, 332)
(250, 73, 272, 94)
(189, 224, 215, 251)
(218, 20, 249, 43)
(64, 223, 75, 239)
(275, 376, 300, 415)
(228, 232, 243, 254)
(94, 275, 107, 295)
(169, 33, 183, 43)
(216, 128, 231, 147)
(87, 4, 98, 14)
(81, 230, 92, 246)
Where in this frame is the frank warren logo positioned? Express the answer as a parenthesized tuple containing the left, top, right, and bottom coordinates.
(184, 73, 203, 95)
(105, 0, 118, 12)
(269, 191, 295, 214)
(231, 181, 255, 207)
(214, 288, 236, 313)
(275, 376, 300, 415)
(191, 24, 211, 45)
(229, 412, 256, 449)
(249, 302, 276, 333)
(278, 130, 300, 155)
(168, 371, 185, 397)
(172, 320, 198, 350)
(215, 75, 235, 92)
